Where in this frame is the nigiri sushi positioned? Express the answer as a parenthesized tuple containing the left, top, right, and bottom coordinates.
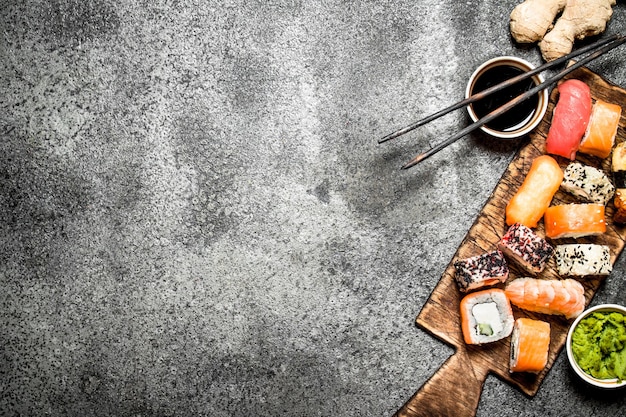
(545, 79, 592, 160)
(453, 250, 509, 292)
(505, 277, 585, 319)
(497, 223, 553, 274)
(578, 99, 622, 159)
(544, 203, 606, 239)
(506, 155, 564, 228)
(561, 162, 614, 206)
(555, 244, 612, 277)
(460, 288, 514, 345)
(510, 318, 551, 374)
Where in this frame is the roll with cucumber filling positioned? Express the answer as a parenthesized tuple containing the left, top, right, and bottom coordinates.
(460, 288, 514, 345)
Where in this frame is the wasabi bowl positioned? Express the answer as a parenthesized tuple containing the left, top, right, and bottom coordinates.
(566, 304, 626, 389)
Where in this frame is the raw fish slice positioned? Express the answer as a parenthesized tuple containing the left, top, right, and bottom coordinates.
(544, 204, 606, 239)
(579, 99, 622, 159)
(545, 79, 592, 160)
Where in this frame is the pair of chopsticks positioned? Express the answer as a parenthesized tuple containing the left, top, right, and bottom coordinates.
(380, 34, 626, 170)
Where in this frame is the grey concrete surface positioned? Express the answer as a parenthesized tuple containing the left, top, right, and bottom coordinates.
(1, 1, 626, 416)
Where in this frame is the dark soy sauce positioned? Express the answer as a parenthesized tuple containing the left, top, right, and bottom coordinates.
(471, 65, 539, 132)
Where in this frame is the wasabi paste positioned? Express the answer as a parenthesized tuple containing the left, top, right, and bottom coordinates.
(572, 311, 626, 381)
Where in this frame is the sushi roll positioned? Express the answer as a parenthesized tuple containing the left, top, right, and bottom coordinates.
(506, 155, 564, 228)
(545, 79, 592, 160)
(555, 244, 612, 277)
(510, 318, 551, 374)
(505, 277, 585, 319)
(613, 190, 626, 224)
(561, 162, 614, 206)
(544, 203, 606, 239)
(578, 99, 622, 159)
(611, 142, 626, 223)
(460, 288, 514, 345)
(453, 250, 509, 292)
(497, 223, 554, 274)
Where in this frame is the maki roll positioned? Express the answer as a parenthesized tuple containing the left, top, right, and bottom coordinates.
(555, 244, 612, 277)
(453, 250, 509, 292)
(510, 318, 551, 374)
(460, 288, 514, 345)
(497, 223, 554, 274)
(561, 162, 614, 206)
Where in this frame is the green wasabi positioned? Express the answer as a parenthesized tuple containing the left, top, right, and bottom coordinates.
(572, 311, 626, 381)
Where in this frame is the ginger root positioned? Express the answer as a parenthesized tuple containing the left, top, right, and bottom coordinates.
(510, 0, 616, 62)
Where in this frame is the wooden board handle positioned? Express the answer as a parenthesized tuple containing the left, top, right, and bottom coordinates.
(394, 348, 487, 417)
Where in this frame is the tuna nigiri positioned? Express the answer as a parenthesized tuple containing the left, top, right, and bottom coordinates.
(510, 318, 551, 374)
(460, 288, 514, 345)
(505, 277, 585, 319)
(578, 99, 622, 159)
(506, 155, 564, 227)
(544, 203, 606, 239)
(545, 79, 592, 160)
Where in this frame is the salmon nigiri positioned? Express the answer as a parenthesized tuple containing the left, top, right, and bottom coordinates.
(510, 318, 551, 374)
(544, 203, 606, 239)
(505, 277, 585, 319)
(506, 155, 563, 227)
(545, 79, 592, 160)
(578, 99, 622, 159)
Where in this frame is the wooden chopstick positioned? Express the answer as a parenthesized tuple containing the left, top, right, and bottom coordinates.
(379, 34, 622, 145)
(398, 34, 626, 169)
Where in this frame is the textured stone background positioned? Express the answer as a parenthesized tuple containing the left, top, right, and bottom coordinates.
(1, 1, 625, 416)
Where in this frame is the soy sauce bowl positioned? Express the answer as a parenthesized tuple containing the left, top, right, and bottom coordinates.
(465, 56, 549, 139)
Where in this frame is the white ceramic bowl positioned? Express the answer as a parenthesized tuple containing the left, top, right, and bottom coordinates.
(566, 303, 626, 389)
(465, 56, 549, 139)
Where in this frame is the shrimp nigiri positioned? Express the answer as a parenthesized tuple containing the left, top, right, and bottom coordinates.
(578, 99, 622, 159)
(504, 277, 585, 319)
(510, 318, 551, 374)
(544, 203, 606, 239)
(545, 79, 592, 160)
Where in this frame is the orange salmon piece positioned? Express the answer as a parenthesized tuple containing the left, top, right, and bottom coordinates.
(506, 155, 564, 228)
(544, 204, 606, 239)
(579, 100, 622, 159)
(510, 318, 551, 373)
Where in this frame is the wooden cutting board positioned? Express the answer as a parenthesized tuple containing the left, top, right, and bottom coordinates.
(394, 66, 626, 417)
